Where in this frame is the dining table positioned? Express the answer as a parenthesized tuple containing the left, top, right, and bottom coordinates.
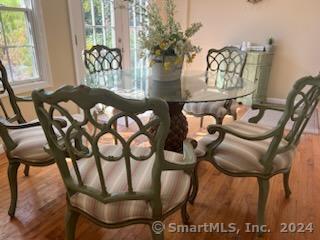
(82, 68, 256, 152)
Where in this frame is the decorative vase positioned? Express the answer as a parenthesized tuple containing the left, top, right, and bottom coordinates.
(151, 55, 183, 81)
(151, 80, 182, 100)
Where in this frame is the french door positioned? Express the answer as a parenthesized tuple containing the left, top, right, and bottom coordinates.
(68, 0, 148, 83)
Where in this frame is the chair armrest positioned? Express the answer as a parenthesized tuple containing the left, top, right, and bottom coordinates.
(207, 124, 276, 141)
(0, 118, 40, 151)
(0, 117, 67, 130)
(249, 102, 286, 123)
(203, 124, 279, 158)
(252, 102, 286, 112)
(162, 139, 197, 172)
(15, 95, 33, 102)
(0, 117, 41, 129)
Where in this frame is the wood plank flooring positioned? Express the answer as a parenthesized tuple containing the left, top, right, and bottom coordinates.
(0, 111, 319, 240)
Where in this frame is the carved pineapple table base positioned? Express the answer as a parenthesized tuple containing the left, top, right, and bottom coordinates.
(164, 103, 188, 153)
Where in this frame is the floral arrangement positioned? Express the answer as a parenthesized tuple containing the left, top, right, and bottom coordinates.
(127, 0, 202, 69)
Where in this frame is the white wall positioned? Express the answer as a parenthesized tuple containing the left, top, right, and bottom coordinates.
(175, 0, 320, 99)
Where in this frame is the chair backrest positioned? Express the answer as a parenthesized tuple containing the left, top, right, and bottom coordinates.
(263, 75, 320, 172)
(83, 45, 122, 74)
(0, 60, 26, 123)
(279, 75, 320, 146)
(32, 85, 170, 212)
(206, 47, 247, 89)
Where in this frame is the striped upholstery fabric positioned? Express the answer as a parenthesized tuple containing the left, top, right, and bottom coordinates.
(196, 121, 295, 174)
(8, 114, 83, 163)
(184, 101, 227, 117)
(70, 144, 191, 224)
(9, 126, 53, 162)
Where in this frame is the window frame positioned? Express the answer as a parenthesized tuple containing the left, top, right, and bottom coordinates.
(0, 0, 52, 94)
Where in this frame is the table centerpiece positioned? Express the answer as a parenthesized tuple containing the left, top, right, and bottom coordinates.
(128, 0, 202, 81)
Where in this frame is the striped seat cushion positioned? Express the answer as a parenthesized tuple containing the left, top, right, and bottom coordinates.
(184, 101, 227, 118)
(70, 144, 191, 224)
(8, 114, 83, 163)
(9, 126, 53, 162)
(196, 121, 294, 174)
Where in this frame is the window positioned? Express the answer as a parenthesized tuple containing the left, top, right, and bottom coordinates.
(128, 0, 148, 69)
(0, 0, 51, 88)
(82, 0, 116, 49)
(68, 0, 150, 82)
(81, 0, 148, 69)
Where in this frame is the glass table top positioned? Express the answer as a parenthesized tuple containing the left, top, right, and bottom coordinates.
(82, 69, 256, 103)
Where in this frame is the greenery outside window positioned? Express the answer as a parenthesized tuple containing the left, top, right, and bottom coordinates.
(128, 0, 148, 69)
(0, 0, 51, 89)
(82, 0, 116, 49)
(82, 0, 148, 69)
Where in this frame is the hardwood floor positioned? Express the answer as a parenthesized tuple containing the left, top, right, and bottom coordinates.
(0, 111, 319, 240)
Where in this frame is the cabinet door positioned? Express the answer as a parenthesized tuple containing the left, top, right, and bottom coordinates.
(254, 66, 271, 102)
(243, 65, 258, 82)
(243, 52, 273, 104)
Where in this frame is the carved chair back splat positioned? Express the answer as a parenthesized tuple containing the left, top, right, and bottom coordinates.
(206, 47, 247, 89)
(83, 45, 122, 74)
(32, 85, 197, 240)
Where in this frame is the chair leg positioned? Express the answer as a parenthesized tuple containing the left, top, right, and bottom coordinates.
(149, 223, 164, 240)
(200, 117, 204, 128)
(65, 206, 79, 240)
(125, 116, 129, 128)
(24, 165, 30, 177)
(8, 162, 20, 217)
(249, 108, 265, 124)
(189, 163, 199, 204)
(181, 200, 190, 224)
(257, 178, 270, 237)
(92, 111, 99, 136)
(113, 120, 118, 145)
(232, 112, 237, 121)
(283, 171, 292, 198)
(216, 117, 223, 125)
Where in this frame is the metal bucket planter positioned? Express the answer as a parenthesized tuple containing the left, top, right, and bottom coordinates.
(151, 55, 183, 81)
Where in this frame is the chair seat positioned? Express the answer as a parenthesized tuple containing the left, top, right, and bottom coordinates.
(196, 121, 295, 174)
(184, 101, 227, 118)
(70, 144, 191, 224)
(9, 125, 52, 163)
(8, 114, 83, 163)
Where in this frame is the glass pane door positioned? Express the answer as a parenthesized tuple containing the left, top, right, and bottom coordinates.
(128, 0, 148, 69)
(82, 0, 116, 49)
(80, 0, 148, 69)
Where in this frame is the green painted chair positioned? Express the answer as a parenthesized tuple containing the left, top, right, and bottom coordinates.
(190, 75, 320, 236)
(83, 45, 129, 130)
(32, 85, 196, 240)
(0, 60, 59, 216)
(184, 47, 247, 127)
